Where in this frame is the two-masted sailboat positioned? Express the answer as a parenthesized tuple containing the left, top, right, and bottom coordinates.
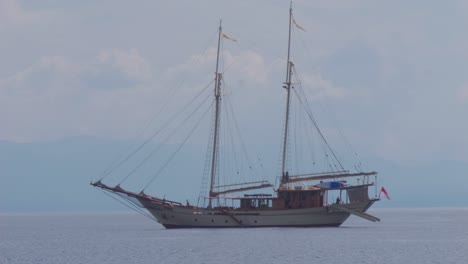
(91, 3, 381, 228)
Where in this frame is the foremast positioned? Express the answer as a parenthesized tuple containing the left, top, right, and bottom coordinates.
(208, 20, 223, 208)
(281, 2, 294, 184)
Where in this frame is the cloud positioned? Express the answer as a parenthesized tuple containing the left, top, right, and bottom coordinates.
(0, 46, 272, 142)
(0, 0, 50, 26)
(97, 49, 152, 82)
(458, 84, 468, 102)
(0, 49, 158, 142)
(1, 0, 468, 165)
(165, 48, 217, 85)
(0, 56, 77, 96)
(1, 49, 153, 95)
(166, 48, 268, 86)
(82, 49, 153, 90)
(225, 50, 269, 85)
(295, 0, 372, 9)
(0, 0, 29, 23)
(299, 73, 347, 100)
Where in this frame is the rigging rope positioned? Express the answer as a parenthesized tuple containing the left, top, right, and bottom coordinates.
(227, 97, 257, 176)
(97, 79, 184, 182)
(97, 29, 221, 183)
(142, 100, 215, 192)
(294, 30, 364, 172)
(98, 79, 214, 182)
(290, 66, 345, 171)
(101, 190, 157, 222)
(198, 97, 217, 207)
(118, 91, 214, 185)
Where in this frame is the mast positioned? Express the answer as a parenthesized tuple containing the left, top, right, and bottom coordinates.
(208, 20, 223, 207)
(281, 1, 293, 181)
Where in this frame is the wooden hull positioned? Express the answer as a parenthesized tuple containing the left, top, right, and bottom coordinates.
(140, 200, 376, 228)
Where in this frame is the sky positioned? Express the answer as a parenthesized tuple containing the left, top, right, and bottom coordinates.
(1, 0, 468, 211)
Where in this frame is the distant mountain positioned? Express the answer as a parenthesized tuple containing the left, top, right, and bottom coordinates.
(1, 137, 467, 213)
(367, 158, 468, 208)
(0, 137, 130, 212)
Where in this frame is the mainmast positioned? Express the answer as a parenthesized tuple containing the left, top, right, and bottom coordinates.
(208, 20, 223, 207)
(281, 2, 293, 182)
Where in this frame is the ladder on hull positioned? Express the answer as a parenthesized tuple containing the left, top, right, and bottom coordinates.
(221, 210, 243, 226)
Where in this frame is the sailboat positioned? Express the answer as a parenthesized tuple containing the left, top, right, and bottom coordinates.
(91, 3, 381, 228)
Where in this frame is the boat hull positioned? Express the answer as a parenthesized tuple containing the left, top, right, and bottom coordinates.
(141, 200, 375, 228)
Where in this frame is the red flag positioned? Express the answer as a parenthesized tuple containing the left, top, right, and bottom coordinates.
(380, 187, 391, 200)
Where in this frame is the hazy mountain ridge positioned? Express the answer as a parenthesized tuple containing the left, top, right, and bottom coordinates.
(1, 137, 467, 212)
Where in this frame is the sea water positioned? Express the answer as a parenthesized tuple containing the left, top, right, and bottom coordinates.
(1, 208, 467, 264)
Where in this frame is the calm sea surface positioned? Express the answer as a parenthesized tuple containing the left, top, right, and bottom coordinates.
(1, 208, 467, 264)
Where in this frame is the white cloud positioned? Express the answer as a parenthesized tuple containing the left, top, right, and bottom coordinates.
(458, 84, 468, 102)
(0, 0, 28, 23)
(0, 46, 271, 142)
(1, 56, 75, 93)
(1, 0, 468, 165)
(97, 49, 152, 82)
(295, 0, 372, 9)
(166, 48, 268, 85)
(225, 50, 269, 85)
(0, 0, 49, 26)
(165, 48, 218, 85)
(0, 49, 159, 142)
(299, 73, 346, 100)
